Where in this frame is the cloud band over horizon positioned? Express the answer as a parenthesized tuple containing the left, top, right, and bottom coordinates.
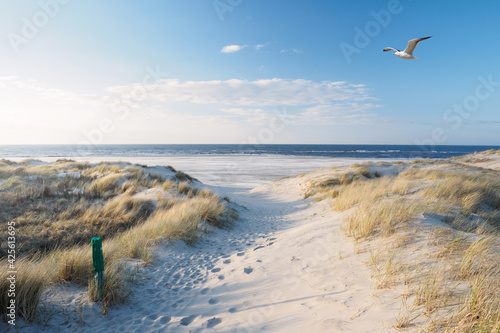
(0, 76, 379, 143)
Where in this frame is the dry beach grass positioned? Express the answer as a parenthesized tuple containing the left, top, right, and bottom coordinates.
(0, 159, 236, 322)
(305, 153, 500, 332)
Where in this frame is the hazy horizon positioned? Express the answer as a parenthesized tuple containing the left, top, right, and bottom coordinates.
(1, 143, 500, 147)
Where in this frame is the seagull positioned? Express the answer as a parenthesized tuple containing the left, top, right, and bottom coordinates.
(383, 36, 432, 59)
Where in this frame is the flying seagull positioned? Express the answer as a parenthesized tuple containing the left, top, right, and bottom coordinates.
(383, 36, 432, 59)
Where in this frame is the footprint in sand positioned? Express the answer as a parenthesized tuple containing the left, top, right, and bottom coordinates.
(211, 268, 221, 273)
(243, 267, 253, 274)
(236, 252, 245, 257)
(200, 288, 210, 295)
(172, 298, 187, 308)
(223, 259, 231, 264)
(148, 314, 160, 321)
(253, 245, 265, 251)
(204, 317, 222, 329)
(156, 316, 171, 324)
(228, 307, 237, 313)
(321, 318, 346, 331)
(218, 275, 225, 280)
(180, 314, 198, 326)
(208, 298, 218, 305)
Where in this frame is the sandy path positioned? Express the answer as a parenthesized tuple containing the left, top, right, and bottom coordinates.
(11, 166, 405, 332)
(78, 179, 402, 332)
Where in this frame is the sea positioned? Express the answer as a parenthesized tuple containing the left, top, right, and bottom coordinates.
(0, 144, 498, 160)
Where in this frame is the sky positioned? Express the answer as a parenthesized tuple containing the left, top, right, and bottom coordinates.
(0, 0, 499, 146)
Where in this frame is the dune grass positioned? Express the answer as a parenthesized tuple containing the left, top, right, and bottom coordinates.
(0, 193, 156, 257)
(0, 160, 174, 257)
(309, 156, 500, 331)
(451, 265, 499, 332)
(450, 149, 500, 165)
(333, 177, 397, 212)
(421, 172, 500, 232)
(88, 262, 130, 313)
(0, 258, 47, 323)
(303, 166, 381, 200)
(85, 173, 124, 198)
(0, 159, 237, 321)
(343, 198, 423, 240)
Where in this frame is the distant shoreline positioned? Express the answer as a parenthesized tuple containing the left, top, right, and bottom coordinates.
(2, 144, 499, 160)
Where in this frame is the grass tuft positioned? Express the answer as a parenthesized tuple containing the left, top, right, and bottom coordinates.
(0, 259, 47, 322)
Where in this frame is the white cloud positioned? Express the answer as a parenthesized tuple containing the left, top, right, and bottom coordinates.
(218, 107, 273, 125)
(220, 108, 267, 116)
(280, 48, 302, 54)
(0, 76, 117, 108)
(298, 104, 380, 124)
(0, 76, 381, 144)
(107, 78, 371, 107)
(221, 45, 247, 53)
(3, 76, 373, 112)
(255, 44, 265, 50)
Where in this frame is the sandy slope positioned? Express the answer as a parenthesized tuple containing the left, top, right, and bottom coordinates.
(452, 151, 500, 171)
(7, 163, 409, 333)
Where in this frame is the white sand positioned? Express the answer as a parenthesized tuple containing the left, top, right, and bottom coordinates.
(6, 156, 409, 332)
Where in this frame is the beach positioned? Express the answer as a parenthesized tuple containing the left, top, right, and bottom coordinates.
(1, 152, 499, 332)
(4, 0, 500, 331)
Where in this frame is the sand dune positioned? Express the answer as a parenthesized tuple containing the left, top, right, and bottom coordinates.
(6, 153, 499, 332)
(7, 159, 408, 332)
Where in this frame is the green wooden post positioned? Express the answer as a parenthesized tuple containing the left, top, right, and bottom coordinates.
(91, 237, 104, 301)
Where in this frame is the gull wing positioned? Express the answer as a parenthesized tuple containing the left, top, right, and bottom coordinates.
(403, 36, 432, 55)
(383, 47, 399, 52)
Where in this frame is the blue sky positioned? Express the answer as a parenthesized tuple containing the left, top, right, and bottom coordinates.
(1, 0, 499, 145)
